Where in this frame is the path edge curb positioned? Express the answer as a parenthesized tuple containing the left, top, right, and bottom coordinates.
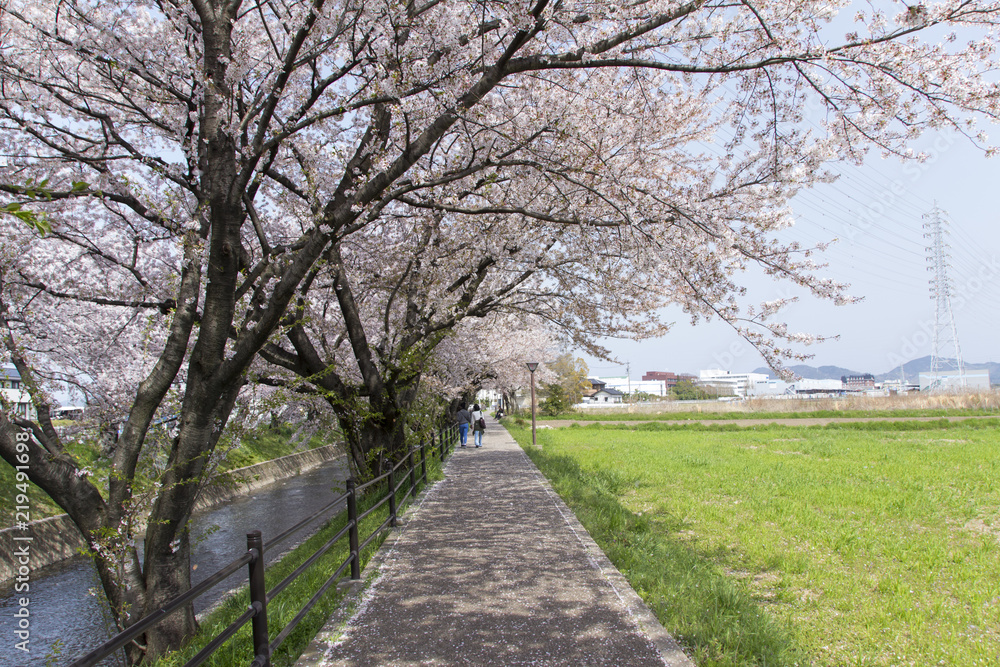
(521, 442, 696, 667)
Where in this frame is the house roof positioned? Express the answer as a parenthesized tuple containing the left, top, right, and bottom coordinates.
(594, 387, 625, 396)
(0, 366, 20, 381)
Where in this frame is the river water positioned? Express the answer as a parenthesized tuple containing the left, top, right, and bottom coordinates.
(0, 458, 349, 666)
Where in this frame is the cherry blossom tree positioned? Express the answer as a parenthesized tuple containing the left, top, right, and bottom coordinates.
(254, 244, 560, 477)
(433, 314, 557, 404)
(1, 0, 999, 660)
(252, 203, 623, 476)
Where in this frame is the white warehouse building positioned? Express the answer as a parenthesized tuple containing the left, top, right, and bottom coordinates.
(918, 370, 991, 392)
(590, 376, 669, 396)
(698, 370, 771, 398)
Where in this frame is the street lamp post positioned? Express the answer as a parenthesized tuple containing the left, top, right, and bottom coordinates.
(526, 362, 539, 447)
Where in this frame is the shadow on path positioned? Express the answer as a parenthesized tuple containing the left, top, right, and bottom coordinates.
(296, 418, 692, 666)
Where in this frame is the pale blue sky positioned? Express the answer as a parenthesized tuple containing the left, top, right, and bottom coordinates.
(585, 134, 1000, 379)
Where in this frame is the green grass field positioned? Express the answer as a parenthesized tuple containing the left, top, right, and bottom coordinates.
(509, 419, 1000, 666)
(536, 407, 1000, 422)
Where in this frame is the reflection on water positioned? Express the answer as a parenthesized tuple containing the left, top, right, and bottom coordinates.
(0, 458, 348, 666)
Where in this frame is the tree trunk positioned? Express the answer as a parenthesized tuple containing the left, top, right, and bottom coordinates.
(325, 378, 420, 480)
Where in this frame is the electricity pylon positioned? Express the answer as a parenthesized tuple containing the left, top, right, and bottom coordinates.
(922, 205, 965, 385)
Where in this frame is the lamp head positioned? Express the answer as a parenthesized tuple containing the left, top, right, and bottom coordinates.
(526, 362, 539, 372)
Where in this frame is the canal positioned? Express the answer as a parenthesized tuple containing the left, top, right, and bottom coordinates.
(0, 457, 349, 666)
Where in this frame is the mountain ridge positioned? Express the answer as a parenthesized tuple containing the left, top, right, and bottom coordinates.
(749, 356, 999, 385)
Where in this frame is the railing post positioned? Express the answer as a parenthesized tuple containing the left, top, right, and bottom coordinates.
(420, 439, 427, 484)
(388, 464, 397, 528)
(346, 478, 361, 580)
(246, 530, 270, 667)
(408, 446, 417, 495)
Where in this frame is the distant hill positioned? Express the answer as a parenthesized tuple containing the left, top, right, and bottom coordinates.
(752, 355, 1000, 385)
(873, 356, 1000, 386)
(873, 356, 931, 383)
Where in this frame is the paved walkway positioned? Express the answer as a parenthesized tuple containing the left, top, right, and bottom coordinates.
(296, 418, 693, 666)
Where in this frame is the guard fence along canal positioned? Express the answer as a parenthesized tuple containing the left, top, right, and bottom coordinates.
(66, 426, 458, 667)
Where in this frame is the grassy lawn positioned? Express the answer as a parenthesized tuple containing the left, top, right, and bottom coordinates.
(536, 392, 1000, 422)
(509, 420, 1000, 666)
(537, 407, 1000, 422)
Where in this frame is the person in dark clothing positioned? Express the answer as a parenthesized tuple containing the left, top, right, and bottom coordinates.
(455, 402, 472, 447)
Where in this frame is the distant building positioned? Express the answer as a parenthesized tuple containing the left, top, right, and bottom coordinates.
(641, 371, 697, 390)
(580, 379, 626, 404)
(883, 379, 919, 394)
(588, 376, 668, 397)
(587, 387, 625, 404)
(630, 381, 668, 396)
(53, 406, 85, 420)
(1, 366, 36, 420)
(788, 378, 844, 395)
(918, 370, 991, 392)
(0, 366, 21, 391)
(842, 374, 876, 391)
(475, 388, 504, 409)
(747, 378, 791, 396)
(698, 370, 770, 398)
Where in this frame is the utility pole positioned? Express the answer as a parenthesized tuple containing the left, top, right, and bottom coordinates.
(526, 362, 538, 447)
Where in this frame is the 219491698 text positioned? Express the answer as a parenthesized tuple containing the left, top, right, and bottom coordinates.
(10, 427, 33, 654)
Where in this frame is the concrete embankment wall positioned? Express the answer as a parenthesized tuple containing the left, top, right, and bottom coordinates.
(0, 444, 343, 583)
(1, 514, 86, 584)
(193, 444, 343, 510)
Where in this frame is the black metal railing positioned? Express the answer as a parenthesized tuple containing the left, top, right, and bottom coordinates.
(68, 425, 459, 667)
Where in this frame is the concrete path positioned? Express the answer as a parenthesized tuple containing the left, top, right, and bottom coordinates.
(296, 418, 693, 666)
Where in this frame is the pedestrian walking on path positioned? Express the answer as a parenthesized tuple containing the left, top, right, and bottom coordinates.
(297, 416, 692, 667)
(470, 403, 485, 447)
(455, 402, 472, 447)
